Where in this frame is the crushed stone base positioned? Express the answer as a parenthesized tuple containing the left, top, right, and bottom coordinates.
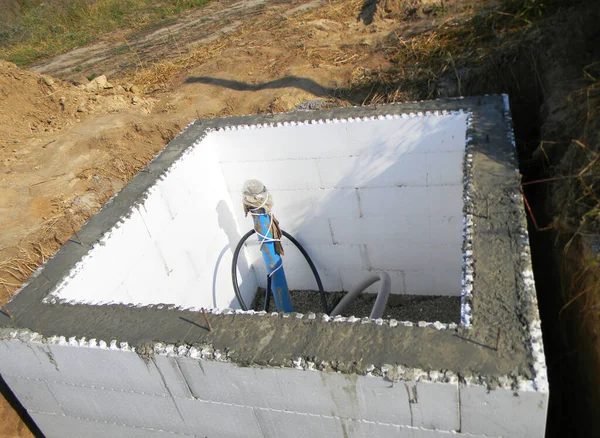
(252, 289, 461, 323)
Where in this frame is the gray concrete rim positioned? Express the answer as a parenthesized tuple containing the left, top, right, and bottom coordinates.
(0, 95, 541, 387)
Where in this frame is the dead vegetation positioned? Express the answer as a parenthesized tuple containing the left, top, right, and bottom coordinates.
(127, 0, 368, 91)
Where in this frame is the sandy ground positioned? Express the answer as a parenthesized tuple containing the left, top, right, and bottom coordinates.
(0, 0, 472, 434)
(0, 400, 32, 438)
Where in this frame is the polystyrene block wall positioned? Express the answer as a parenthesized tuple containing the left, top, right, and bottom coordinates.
(51, 113, 467, 310)
(0, 336, 546, 438)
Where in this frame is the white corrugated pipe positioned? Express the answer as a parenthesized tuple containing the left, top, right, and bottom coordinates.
(329, 271, 391, 319)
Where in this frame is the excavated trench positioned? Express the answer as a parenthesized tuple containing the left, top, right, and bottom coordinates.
(494, 26, 599, 437)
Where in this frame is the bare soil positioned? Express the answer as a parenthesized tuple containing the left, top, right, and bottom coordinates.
(28, 0, 276, 81)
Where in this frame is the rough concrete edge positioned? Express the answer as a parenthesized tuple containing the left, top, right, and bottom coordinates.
(1, 327, 135, 353)
(209, 108, 465, 131)
(41, 109, 469, 328)
(461, 112, 475, 328)
(502, 94, 549, 394)
(1, 327, 527, 396)
(233, 95, 472, 119)
(8, 265, 46, 300)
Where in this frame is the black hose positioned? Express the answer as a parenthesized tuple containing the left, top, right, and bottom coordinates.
(231, 229, 328, 313)
(264, 275, 272, 312)
(231, 229, 255, 311)
(282, 230, 328, 313)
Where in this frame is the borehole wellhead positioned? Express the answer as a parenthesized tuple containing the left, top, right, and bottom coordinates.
(242, 179, 291, 312)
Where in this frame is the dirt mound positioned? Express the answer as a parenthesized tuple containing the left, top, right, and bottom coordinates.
(0, 60, 80, 145)
(0, 61, 178, 304)
(0, 60, 144, 146)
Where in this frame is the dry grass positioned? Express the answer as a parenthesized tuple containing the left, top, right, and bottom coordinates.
(128, 40, 229, 90)
(129, 0, 366, 91)
(349, 4, 541, 104)
(1, 245, 48, 302)
(0, 210, 95, 305)
(128, 0, 366, 90)
(560, 226, 600, 339)
(553, 69, 600, 234)
(534, 63, 600, 326)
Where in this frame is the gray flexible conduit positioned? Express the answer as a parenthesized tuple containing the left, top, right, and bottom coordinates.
(330, 271, 391, 319)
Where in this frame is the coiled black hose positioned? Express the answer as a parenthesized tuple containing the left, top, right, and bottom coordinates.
(231, 229, 328, 313)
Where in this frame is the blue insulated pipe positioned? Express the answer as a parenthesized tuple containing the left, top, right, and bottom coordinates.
(252, 212, 292, 312)
(231, 229, 328, 313)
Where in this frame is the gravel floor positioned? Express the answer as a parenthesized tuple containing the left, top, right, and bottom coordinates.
(251, 289, 461, 323)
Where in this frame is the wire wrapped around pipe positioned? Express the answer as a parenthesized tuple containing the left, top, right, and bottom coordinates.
(231, 229, 328, 313)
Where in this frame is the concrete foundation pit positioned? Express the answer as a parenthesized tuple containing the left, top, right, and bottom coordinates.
(0, 95, 549, 438)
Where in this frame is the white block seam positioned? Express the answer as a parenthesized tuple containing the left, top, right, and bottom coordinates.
(27, 410, 200, 437)
(26, 405, 502, 438)
(461, 111, 475, 328)
(2, 375, 170, 398)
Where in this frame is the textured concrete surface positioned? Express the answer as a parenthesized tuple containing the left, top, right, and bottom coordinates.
(0, 96, 548, 437)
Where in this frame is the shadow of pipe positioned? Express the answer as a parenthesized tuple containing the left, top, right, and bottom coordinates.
(185, 75, 334, 97)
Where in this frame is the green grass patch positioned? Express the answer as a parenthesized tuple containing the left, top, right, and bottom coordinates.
(0, 0, 212, 66)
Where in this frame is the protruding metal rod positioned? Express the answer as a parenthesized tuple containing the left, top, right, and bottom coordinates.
(0, 306, 12, 319)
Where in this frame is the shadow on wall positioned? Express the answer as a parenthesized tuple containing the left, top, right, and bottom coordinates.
(215, 199, 253, 308)
(207, 112, 504, 299)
